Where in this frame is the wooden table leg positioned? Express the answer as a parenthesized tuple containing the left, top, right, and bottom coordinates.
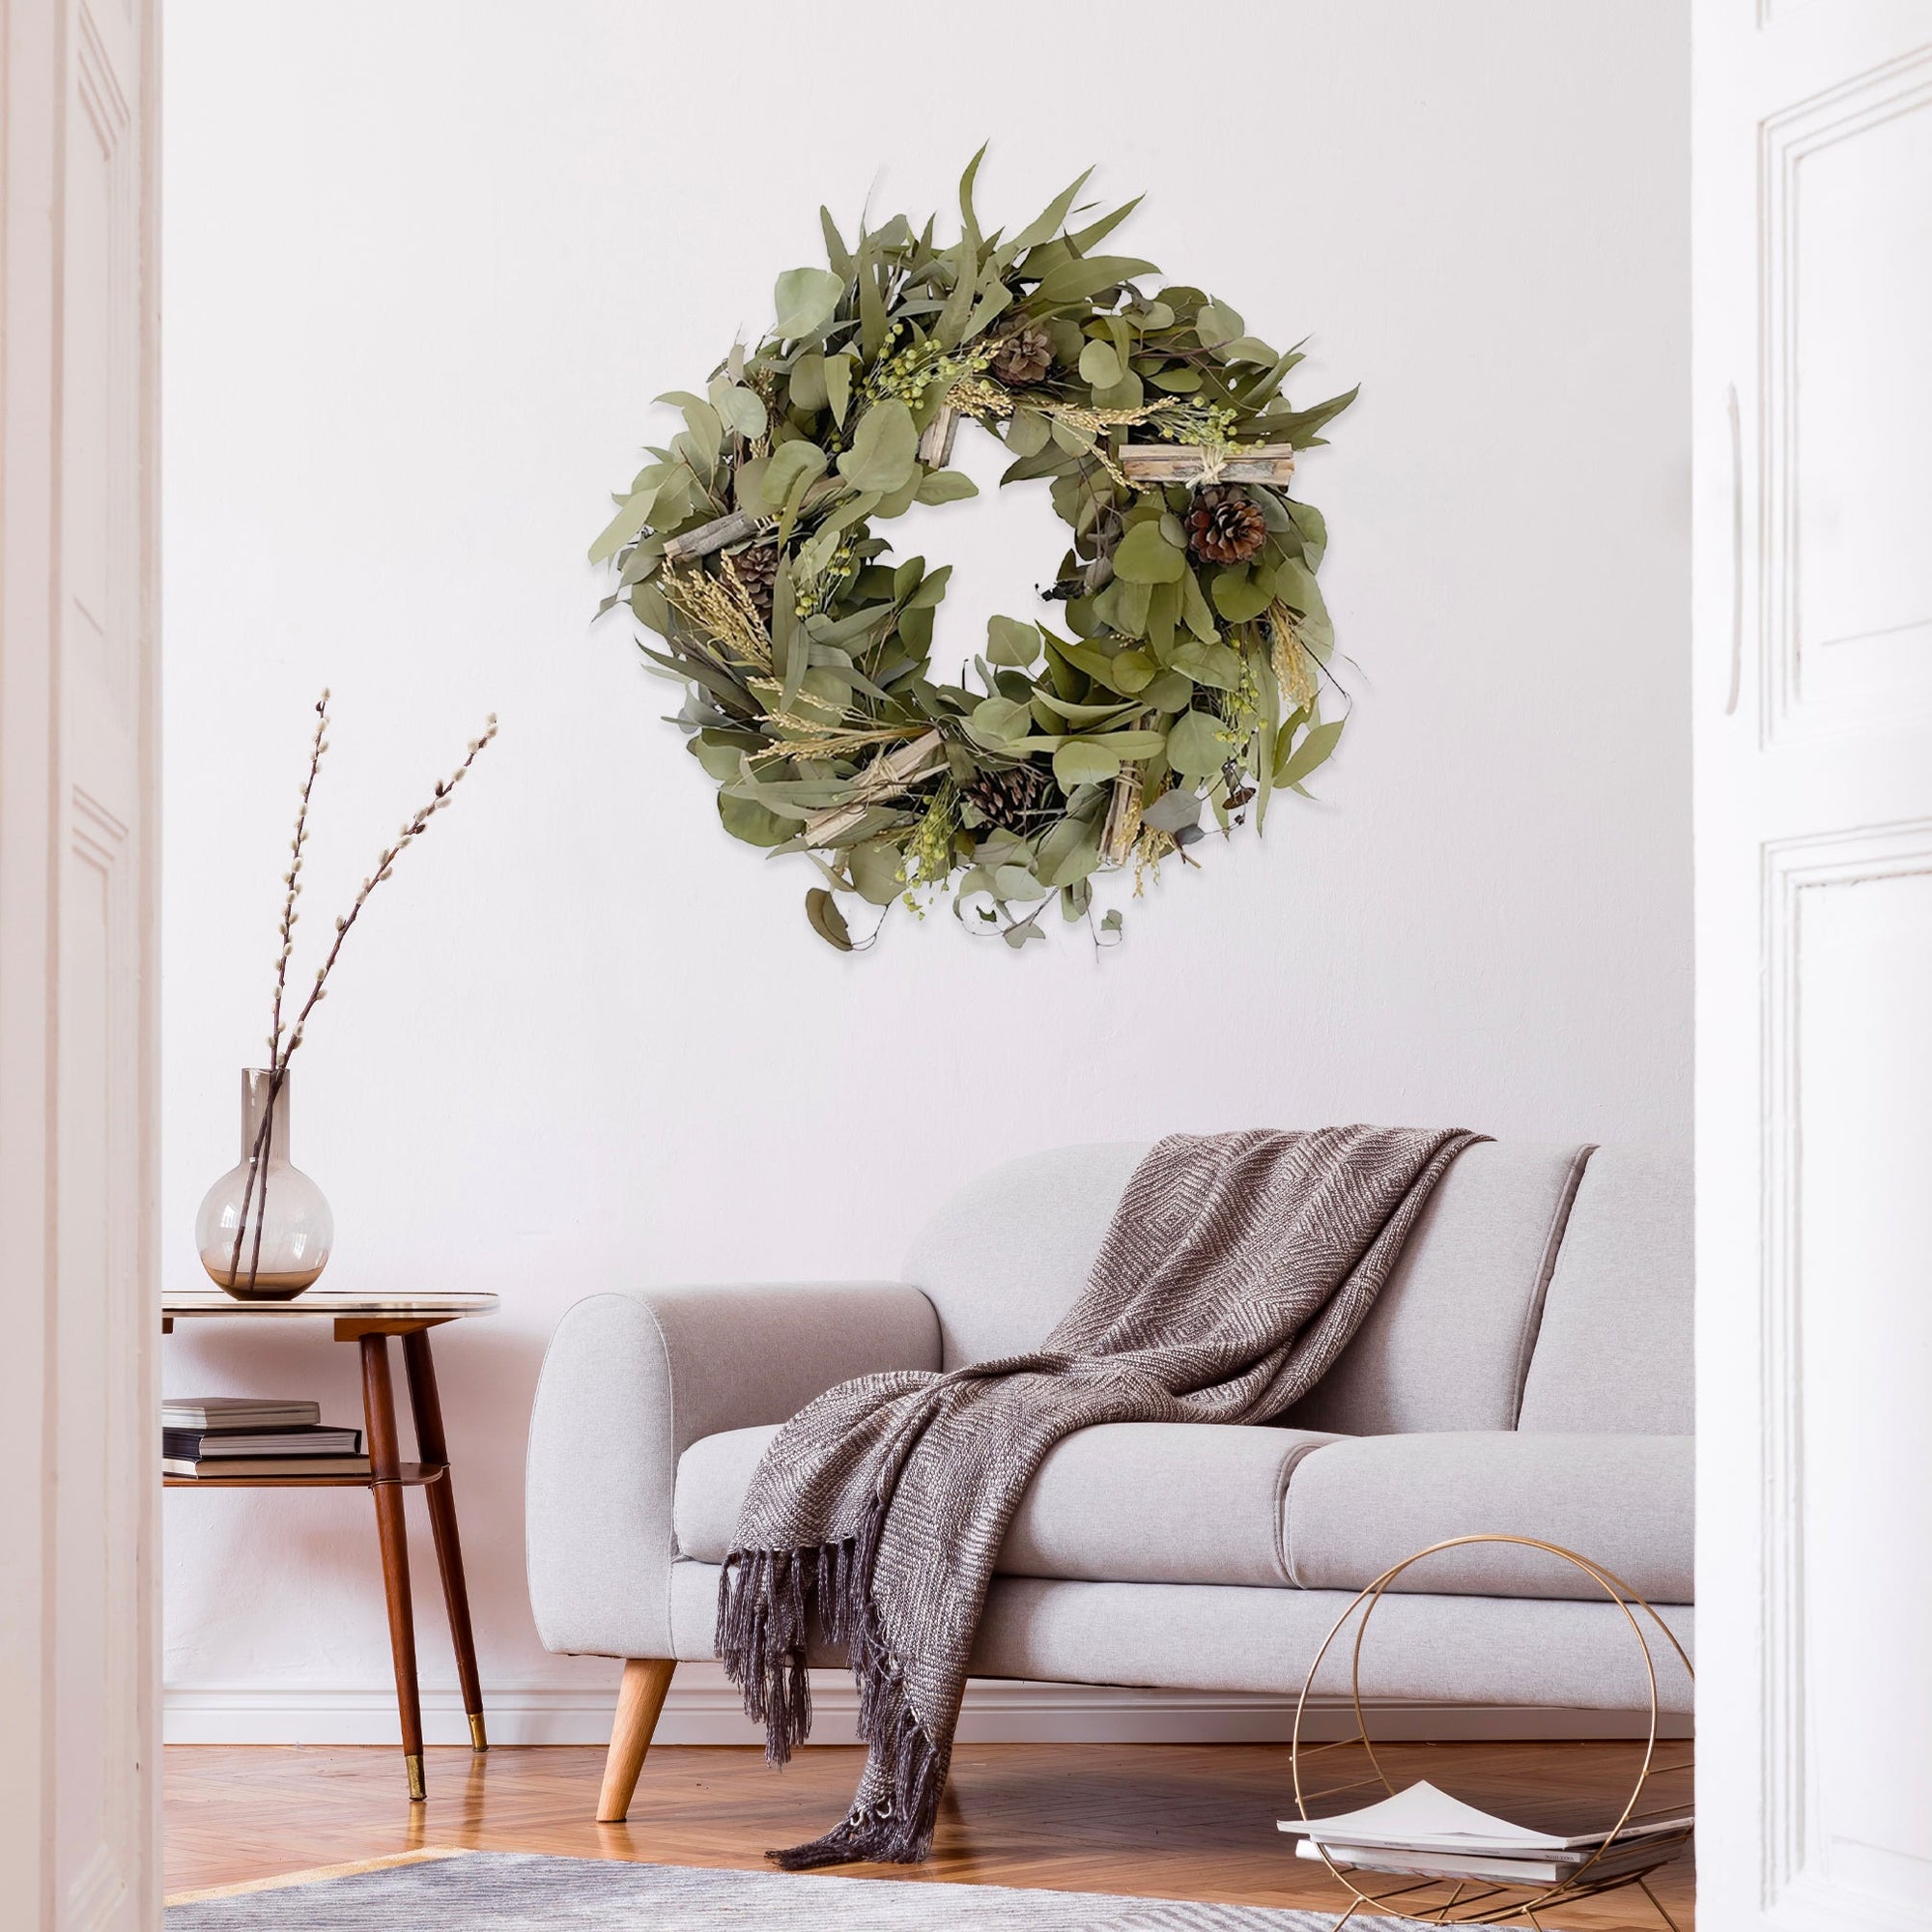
(401, 1326, 487, 1751)
(360, 1332, 426, 1802)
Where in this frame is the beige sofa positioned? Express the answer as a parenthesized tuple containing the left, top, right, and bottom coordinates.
(526, 1140, 1692, 1818)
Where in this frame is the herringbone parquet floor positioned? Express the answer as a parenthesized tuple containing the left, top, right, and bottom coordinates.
(165, 1741, 1692, 1928)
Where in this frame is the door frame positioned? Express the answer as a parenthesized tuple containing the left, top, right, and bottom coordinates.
(0, 0, 162, 1925)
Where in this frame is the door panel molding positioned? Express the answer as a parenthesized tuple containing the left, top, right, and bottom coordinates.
(1760, 49, 1932, 742)
(1758, 820, 1932, 1927)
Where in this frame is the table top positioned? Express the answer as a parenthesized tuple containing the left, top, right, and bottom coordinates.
(161, 1291, 499, 1321)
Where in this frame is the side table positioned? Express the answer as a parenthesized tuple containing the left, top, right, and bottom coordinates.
(161, 1290, 498, 1801)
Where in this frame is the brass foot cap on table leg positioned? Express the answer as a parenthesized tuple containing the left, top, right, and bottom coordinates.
(468, 1712, 488, 1752)
(406, 1753, 426, 1803)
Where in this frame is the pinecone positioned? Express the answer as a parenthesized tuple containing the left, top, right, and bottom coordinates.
(1184, 484, 1267, 565)
(728, 543, 781, 619)
(963, 761, 1060, 830)
(989, 324, 1055, 388)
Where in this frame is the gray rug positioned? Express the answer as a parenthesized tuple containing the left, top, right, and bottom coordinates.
(163, 1851, 1405, 1929)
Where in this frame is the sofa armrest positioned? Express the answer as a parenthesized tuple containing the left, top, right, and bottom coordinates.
(525, 1282, 940, 1660)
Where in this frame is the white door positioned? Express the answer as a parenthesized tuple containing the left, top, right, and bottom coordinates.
(1695, 1, 1932, 1928)
(0, 0, 161, 1927)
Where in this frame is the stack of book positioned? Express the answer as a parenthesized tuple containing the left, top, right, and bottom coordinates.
(162, 1397, 368, 1479)
(1279, 1778, 1692, 1889)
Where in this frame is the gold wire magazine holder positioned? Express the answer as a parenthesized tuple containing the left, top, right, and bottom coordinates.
(1285, 1536, 1693, 1930)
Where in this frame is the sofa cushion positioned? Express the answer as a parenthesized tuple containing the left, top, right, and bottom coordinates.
(903, 1140, 1594, 1436)
(675, 1419, 1342, 1588)
(1280, 1142, 1594, 1435)
(664, 1560, 1696, 1714)
(1285, 1432, 1693, 1604)
(902, 1143, 1149, 1371)
(1517, 1147, 1692, 1435)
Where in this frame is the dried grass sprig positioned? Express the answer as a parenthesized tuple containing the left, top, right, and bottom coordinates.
(1266, 604, 1319, 710)
(661, 563, 773, 672)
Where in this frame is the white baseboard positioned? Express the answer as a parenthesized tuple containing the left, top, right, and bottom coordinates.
(164, 1664, 1690, 1747)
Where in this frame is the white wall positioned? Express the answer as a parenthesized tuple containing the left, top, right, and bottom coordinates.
(160, 0, 1690, 1741)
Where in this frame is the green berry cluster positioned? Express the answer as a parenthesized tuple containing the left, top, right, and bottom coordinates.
(865, 327, 996, 412)
(1166, 398, 1243, 451)
(793, 540, 857, 616)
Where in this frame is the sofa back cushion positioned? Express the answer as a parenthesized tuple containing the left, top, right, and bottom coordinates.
(905, 1142, 1149, 1371)
(905, 1139, 1592, 1435)
(1516, 1145, 1693, 1434)
(1279, 1141, 1592, 1434)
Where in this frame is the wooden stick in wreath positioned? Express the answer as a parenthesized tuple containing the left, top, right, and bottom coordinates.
(917, 407, 959, 469)
(1118, 442, 1297, 486)
(659, 478, 850, 568)
(660, 509, 763, 567)
(802, 729, 947, 848)
(1101, 763, 1145, 868)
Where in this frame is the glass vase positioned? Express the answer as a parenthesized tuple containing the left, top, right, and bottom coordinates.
(195, 1067, 333, 1300)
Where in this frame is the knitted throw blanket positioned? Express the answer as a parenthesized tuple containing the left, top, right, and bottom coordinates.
(717, 1124, 1481, 1869)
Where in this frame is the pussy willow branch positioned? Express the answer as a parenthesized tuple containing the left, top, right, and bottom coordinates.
(224, 708, 498, 1289)
(280, 715, 499, 1065)
(225, 692, 329, 1288)
(270, 693, 330, 1065)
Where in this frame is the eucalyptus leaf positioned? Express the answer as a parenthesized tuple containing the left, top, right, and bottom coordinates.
(1179, 566, 1219, 640)
(714, 384, 767, 440)
(1033, 255, 1160, 304)
(824, 353, 853, 426)
(916, 469, 979, 505)
(1085, 728, 1168, 758)
(969, 696, 1034, 746)
(1288, 498, 1328, 568)
(1033, 691, 1136, 725)
(678, 399, 724, 469)
(987, 615, 1042, 667)
(838, 401, 920, 494)
(1275, 717, 1346, 789)
(819, 208, 854, 280)
(1166, 709, 1229, 780)
(1053, 741, 1122, 789)
(588, 488, 656, 564)
(1077, 339, 1122, 388)
(1113, 521, 1185, 584)
(760, 440, 828, 512)
(772, 266, 845, 341)
(848, 839, 906, 905)
(1003, 167, 1095, 259)
(1037, 813, 1104, 885)
(788, 355, 829, 412)
(991, 865, 1050, 901)
(719, 791, 793, 848)
(1171, 639, 1244, 688)
(1141, 787, 1204, 835)
(1210, 568, 1273, 624)
(1194, 300, 1244, 348)
(805, 887, 853, 951)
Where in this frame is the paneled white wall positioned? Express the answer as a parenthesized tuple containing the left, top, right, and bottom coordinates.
(159, 0, 1690, 1739)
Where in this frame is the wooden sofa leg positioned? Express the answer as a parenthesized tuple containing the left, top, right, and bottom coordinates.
(597, 1658, 676, 1822)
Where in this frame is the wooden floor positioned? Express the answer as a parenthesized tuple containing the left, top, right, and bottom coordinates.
(166, 1740, 1692, 1928)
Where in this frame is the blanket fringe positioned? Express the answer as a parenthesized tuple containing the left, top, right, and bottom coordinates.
(715, 1497, 948, 1865)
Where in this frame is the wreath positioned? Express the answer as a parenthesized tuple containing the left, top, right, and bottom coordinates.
(592, 155, 1355, 950)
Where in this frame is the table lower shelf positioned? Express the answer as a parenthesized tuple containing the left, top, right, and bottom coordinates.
(162, 1462, 446, 1491)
